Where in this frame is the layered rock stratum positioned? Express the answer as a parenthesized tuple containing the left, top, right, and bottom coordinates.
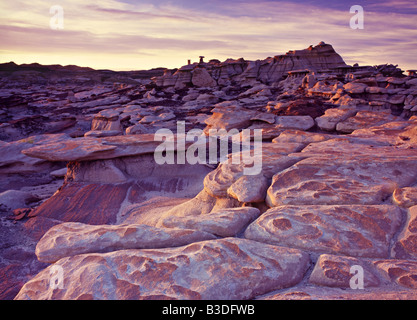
(1, 42, 417, 300)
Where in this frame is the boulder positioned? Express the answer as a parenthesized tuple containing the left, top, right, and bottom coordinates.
(15, 238, 310, 300)
(203, 104, 256, 132)
(227, 174, 269, 203)
(336, 111, 399, 133)
(91, 110, 122, 132)
(315, 108, 357, 131)
(35, 222, 217, 263)
(309, 254, 381, 288)
(266, 157, 417, 206)
(203, 143, 303, 199)
(343, 82, 368, 94)
(125, 123, 151, 135)
(244, 205, 402, 258)
(191, 67, 217, 87)
(275, 116, 315, 131)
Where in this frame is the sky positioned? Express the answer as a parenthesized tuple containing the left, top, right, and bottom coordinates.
(0, 0, 416, 71)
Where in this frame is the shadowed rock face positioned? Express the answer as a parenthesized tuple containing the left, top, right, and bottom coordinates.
(3, 42, 417, 300)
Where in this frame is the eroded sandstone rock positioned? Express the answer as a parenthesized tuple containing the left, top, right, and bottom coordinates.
(35, 222, 217, 263)
(315, 108, 357, 131)
(309, 254, 380, 288)
(266, 157, 417, 206)
(16, 238, 310, 300)
(244, 205, 403, 258)
(374, 259, 417, 289)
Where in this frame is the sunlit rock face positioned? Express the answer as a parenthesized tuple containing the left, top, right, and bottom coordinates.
(2, 43, 417, 300)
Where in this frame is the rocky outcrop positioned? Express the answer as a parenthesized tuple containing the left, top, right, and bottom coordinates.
(16, 238, 310, 300)
(35, 222, 217, 263)
(244, 205, 402, 258)
(154, 42, 346, 87)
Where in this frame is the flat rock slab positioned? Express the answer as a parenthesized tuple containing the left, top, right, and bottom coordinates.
(299, 138, 417, 159)
(336, 110, 399, 133)
(310, 254, 417, 291)
(266, 157, 417, 206)
(35, 222, 217, 263)
(15, 238, 310, 300)
(0, 133, 69, 171)
(272, 129, 332, 145)
(244, 205, 403, 258)
(315, 108, 357, 131)
(227, 175, 269, 203)
(22, 137, 118, 161)
(275, 115, 315, 131)
(22, 134, 192, 162)
(204, 104, 257, 132)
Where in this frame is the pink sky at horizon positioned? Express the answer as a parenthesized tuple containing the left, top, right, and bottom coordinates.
(0, 0, 416, 72)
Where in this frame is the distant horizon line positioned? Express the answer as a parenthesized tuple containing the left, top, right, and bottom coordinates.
(2, 59, 414, 74)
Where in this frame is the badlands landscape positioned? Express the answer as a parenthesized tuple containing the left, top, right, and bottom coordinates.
(1, 42, 417, 300)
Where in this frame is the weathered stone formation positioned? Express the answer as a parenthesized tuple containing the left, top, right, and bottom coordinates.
(153, 42, 347, 88)
(1, 43, 417, 300)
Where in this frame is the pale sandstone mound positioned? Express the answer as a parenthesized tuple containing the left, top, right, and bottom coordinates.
(309, 253, 417, 290)
(203, 143, 303, 201)
(336, 110, 400, 133)
(262, 254, 417, 300)
(315, 108, 357, 131)
(266, 157, 417, 206)
(35, 222, 216, 263)
(275, 115, 315, 131)
(244, 205, 402, 258)
(15, 238, 310, 300)
(22, 134, 186, 162)
(203, 103, 257, 132)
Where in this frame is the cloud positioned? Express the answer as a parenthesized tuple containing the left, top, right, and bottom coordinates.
(0, 0, 416, 71)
